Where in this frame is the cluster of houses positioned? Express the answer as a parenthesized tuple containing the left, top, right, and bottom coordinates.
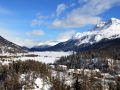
(49, 63, 120, 90)
(0, 56, 20, 65)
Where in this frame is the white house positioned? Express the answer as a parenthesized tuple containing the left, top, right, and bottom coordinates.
(102, 84, 109, 90)
(101, 73, 111, 79)
(49, 65, 55, 69)
(67, 69, 74, 75)
(57, 65, 67, 71)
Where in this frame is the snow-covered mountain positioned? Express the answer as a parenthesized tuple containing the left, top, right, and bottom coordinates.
(32, 41, 60, 49)
(30, 18, 120, 52)
(70, 18, 120, 46)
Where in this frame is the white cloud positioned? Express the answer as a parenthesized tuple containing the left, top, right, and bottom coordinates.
(0, 28, 17, 37)
(36, 13, 48, 19)
(50, 0, 120, 28)
(78, 0, 89, 3)
(51, 13, 55, 18)
(56, 3, 67, 16)
(69, 3, 76, 7)
(0, 7, 12, 14)
(31, 19, 43, 27)
(57, 30, 76, 42)
(13, 38, 39, 48)
(31, 13, 48, 27)
(30, 13, 50, 27)
(26, 30, 44, 37)
(51, 16, 101, 28)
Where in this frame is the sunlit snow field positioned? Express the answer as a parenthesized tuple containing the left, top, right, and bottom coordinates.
(20, 51, 73, 63)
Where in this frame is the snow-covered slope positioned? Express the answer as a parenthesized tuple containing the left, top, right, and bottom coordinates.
(33, 41, 60, 49)
(70, 18, 120, 46)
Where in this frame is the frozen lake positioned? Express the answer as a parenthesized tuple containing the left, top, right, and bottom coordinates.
(20, 51, 73, 63)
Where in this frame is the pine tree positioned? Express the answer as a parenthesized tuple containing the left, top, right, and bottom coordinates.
(74, 77, 81, 90)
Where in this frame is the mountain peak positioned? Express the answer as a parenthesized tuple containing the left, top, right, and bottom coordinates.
(94, 22, 107, 28)
(108, 17, 120, 24)
(69, 18, 120, 46)
(92, 18, 120, 31)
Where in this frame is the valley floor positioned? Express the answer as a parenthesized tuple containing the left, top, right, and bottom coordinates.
(0, 51, 120, 90)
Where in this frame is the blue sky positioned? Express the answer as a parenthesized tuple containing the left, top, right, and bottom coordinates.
(0, 0, 120, 47)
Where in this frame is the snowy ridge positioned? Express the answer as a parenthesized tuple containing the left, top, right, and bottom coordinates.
(33, 41, 60, 49)
(37, 41, 60, 46)
(70, 18, 120, 46)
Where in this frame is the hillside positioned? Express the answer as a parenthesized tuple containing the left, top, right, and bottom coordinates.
(0, 36, 25, 54)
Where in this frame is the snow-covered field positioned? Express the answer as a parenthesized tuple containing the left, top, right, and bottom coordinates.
(0, 51, 72, 90)
(20, 51, 72, 63)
